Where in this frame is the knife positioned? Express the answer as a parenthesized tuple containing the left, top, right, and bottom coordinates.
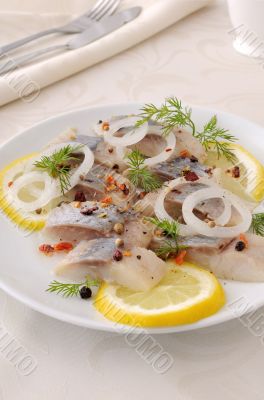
(0, 7, 142, 75)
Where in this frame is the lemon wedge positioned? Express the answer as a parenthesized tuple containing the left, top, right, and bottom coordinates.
(94, 262, 225, 327)
(205, 143, 264, 202)
(0, 153, 46, 231)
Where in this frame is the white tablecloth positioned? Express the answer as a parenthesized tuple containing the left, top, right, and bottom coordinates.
(1, 1, 264, 399)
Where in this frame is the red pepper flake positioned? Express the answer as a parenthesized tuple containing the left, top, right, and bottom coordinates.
(180, 149, 190, 158)
(39, 244, 54, 255)
(174, 250, 187, 265)
(183, 170, 199, 182)
(8, 181, 13, 187)
(106, 175, 115, 184)
(74, 191, 86, 202)
(118, 183, 129, 196)
(231, 166, 240, 178)
(239, 233, 249, 248)
(53, 242, 73, 252)
(139, 191, 147, 199)
(102, 122, 110, 131)
(165, 148, 172, 152)
(123, 250, 132, 257)
(101, 196, 112, 205)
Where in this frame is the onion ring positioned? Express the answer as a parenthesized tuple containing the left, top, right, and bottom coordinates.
(154, 177, 196, 236)
(117, 124, 176, 167)
(10, 171, 57, 212)
(95, 117, 148, 147)
(182, 187, 252, 238)
(154, 177, 234, 236)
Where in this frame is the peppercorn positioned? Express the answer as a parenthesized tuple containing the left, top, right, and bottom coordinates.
(74, 191, 86, 202)
(79, 286, 92, 299)
(80, 206, 98, 215)
(115, 238, 124, 247)
(232, 166, 240, 178)
(122, 184, 129, 196)
(183, 170, 199, 182)
(113, 249, 123, 261)
(190, 155, 198, 163)
(207, 220, 216, 228)
(114, 222, 124, 234)
(235, 241, 246, 251)
(137, 255, 141, 260)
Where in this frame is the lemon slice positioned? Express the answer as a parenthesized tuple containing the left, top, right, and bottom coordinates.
(0, 153, 46, 231)
(94, 262, 225, 327)
(205, 143, 264, 202)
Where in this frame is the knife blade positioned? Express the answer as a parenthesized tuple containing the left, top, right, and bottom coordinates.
(68, 7, 142, 49)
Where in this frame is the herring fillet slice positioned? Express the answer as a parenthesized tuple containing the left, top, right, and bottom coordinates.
(186, 233, 264, 282)
(54, 238, 167, 291)
(44, 201, 131, 242)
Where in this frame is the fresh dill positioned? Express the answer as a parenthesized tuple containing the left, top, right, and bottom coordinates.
(126, 150, 162, 192)
(195, 115, 237, 162)
(136, 97, 237, 161)
(251, 213, 264, 237)
(46, 277, 100, 298)
(34, 144, 83, 194)
(147, 217, 187, 259)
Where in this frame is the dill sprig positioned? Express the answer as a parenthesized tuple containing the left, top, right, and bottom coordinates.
(46, 277, 100, 298)
(136, 98, 195, 137)
(34, 144, 83, 194)
(136, 97, 237, 161)
(196, 115, 237, 162)
(147, 217, 187, 259)
(126, 150, 162, 192)
(251, 213, 264, 236)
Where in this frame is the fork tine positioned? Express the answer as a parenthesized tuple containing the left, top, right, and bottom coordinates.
(89, 0, 111, 19)
(87, 0, 108, 17)
(94, 0, 120, 20)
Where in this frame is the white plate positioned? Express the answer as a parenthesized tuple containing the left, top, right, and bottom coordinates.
(1, 103, 264, 334)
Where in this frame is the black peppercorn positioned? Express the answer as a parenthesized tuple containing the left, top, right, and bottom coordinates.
(235, 241, 246, 251)
(190, 155, 198, 163)
(79, 286, 92, 299)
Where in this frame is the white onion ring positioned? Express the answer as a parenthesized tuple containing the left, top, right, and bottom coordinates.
(95, 117, 148, 147)
(33, 141, 94, 196)
(154, 177, 234, 236)
(10, 171, 57, 212)
(154, 178, 196, 236)
(182, 187, 252, 238)
(9, 142, 94, 212)
(117, 124, 176, 167)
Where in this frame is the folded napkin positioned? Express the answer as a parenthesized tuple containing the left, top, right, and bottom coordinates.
(0, 0, 212, 107)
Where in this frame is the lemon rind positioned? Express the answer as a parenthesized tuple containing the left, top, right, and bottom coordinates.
(94, 263, 226, 327)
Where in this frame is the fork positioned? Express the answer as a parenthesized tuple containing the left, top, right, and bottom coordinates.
(0, 0, 120, 56)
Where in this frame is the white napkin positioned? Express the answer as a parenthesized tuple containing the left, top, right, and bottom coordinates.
(0, 0, 212, 107)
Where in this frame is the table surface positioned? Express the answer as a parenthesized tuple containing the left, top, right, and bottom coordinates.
(1, 1, 264, 399)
